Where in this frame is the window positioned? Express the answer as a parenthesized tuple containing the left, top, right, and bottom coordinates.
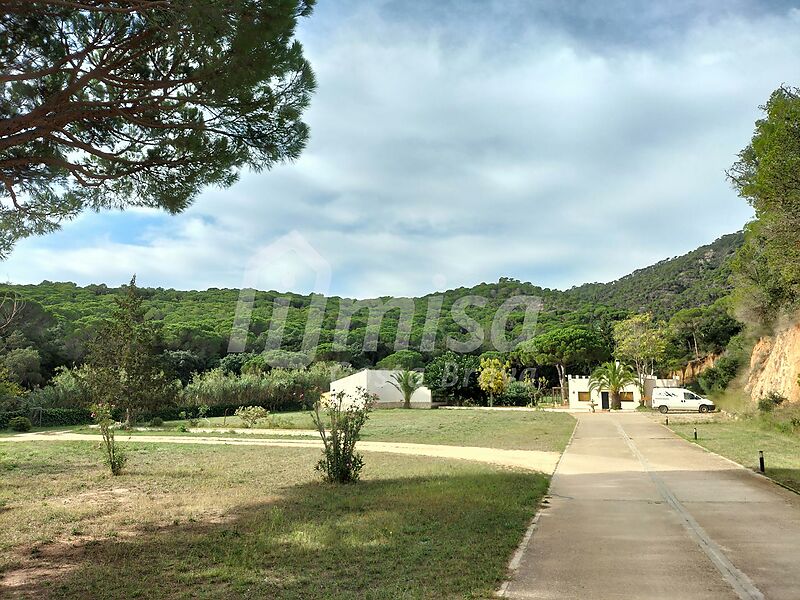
(578, 391, 591, 402)
(684, 392, 699, 400)
(620, 392, 634, 402)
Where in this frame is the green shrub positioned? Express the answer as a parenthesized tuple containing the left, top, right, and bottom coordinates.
(9, 416, 32, 432)
(27, 366, 92, 408)
(757, 391, 786, 414)
(91, 404, 126, 476)
(234, 405, 269, 428)
(498, 380, 532, 406)
(699, 354, 742, 394)
(376, 350, 424, 370)
(149, 417, 164, 427)
(760, 403, 800, 434)
(312, 388, 375, 484)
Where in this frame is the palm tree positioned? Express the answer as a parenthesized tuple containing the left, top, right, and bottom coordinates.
(588, 362, 637, 410)
(389, 370, 423, 409)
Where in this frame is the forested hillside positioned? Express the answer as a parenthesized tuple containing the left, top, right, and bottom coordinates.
(564, 232, 743, 319)
(0, 232, 742, 387)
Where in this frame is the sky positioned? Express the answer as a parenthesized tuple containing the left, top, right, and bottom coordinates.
(5, 0, 800, 298)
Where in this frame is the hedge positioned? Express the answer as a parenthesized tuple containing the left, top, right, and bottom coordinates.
(0, 403, 302, 429)
(0, 407, 93, 429)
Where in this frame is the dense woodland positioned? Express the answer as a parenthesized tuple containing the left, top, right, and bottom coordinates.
(0, 232, 744, 420)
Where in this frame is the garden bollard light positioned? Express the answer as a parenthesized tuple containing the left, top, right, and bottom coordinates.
(759, 450, 765, 473)
(693, 427, 697, 441)
(665, 416, 669, 426)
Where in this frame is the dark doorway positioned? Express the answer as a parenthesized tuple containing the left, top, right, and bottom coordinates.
(601, 392, 610, 410)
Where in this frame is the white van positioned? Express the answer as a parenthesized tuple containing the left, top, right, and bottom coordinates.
(652, 388, 716, 414)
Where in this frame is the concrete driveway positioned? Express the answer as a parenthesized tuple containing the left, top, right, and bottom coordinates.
(502, 412, 800, 600)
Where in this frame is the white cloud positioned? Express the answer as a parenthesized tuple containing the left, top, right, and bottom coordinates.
(6, 1, 797, 297)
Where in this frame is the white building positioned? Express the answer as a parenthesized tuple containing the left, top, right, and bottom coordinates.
(567, 374, 680, 411)
(330, 369, 432, 408)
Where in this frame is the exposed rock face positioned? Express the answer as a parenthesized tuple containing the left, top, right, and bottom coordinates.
(746, 323, 800, 403)
(669, 353, 719, 384)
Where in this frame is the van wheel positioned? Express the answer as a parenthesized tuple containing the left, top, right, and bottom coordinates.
(658, 405, 669, 414)
(699, 405, 709, 414)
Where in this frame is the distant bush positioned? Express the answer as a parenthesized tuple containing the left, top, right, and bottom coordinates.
(242, 350, 310, 373)
(758, 391, 786, 414)
(0, 407, 92, 429)
(234, 405, 269, 428)
(182, 363, 353, 411)
(497, 380, 531, 406)
(149, 417, 164, 427)
(27, 366, 93, 408)
(376, 350, 424, 370)
(699, 354, 742, 395)
(8, 416, 32, 432)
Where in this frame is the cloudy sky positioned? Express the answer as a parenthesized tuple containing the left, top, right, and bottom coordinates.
(5, 0, 800, 298)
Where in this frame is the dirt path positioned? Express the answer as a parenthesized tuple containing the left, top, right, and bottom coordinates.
(2, 431, 561, 473)
(501, 412, 800, 600)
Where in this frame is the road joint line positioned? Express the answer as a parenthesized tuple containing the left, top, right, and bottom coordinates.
(614, 418, 764, 600)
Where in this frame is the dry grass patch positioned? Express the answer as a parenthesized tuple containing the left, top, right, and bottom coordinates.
(1, 441, 549, 599)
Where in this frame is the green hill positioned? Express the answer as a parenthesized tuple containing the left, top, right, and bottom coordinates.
(2, 232, 743, 374)
(563, 232, 743, 318)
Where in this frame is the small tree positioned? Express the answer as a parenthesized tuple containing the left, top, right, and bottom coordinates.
(312, 388, 374, 484)
(478, 357, 510, 407)
(388, 370, 423, 409)
(85, 276, 176, 426)
(91, 403, 126, 476)
(588, 362, 637, 410)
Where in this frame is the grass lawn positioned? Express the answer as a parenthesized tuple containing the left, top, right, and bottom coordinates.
(151, 408, 576, 452)
(670, 419, 800, 492)
(0, 410, 574, 598)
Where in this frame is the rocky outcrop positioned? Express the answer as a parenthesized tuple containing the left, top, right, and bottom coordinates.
(669, 353, 719, 384)
(746, 322, 800, 403)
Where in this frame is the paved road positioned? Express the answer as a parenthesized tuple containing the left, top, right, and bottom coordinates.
(502, 412, 800, 600)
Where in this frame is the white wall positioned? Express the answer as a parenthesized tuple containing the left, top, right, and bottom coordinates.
(330, 369, 432, 408)
(567, 375, 641, 411)
(567, 374, 681, 411)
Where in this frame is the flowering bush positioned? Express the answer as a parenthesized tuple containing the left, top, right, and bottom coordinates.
(311, 387, 375, 484)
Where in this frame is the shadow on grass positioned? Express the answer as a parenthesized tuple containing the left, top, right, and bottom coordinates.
(7, 471, 548, 600)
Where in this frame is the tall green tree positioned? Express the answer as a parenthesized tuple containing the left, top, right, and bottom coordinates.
(518, 326, 606, 400)
(589, 362, 637, 410)
(85, 276, 175, 425)
(0, 0, 316, 256)
(613, 313, 667, 391)
(728, 86, 800, 325)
